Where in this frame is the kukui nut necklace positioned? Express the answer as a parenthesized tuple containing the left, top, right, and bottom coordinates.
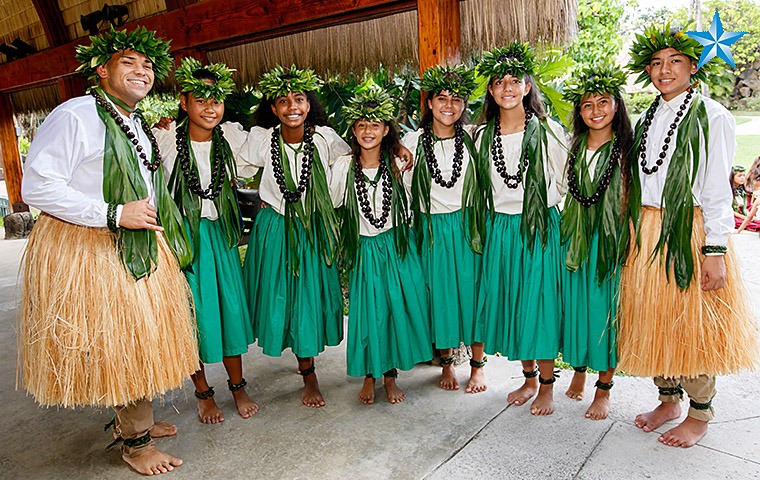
(91, 89, 161, 171)
(637, 88, 693, 175)
(355, 158, 392, 229)
(567, 134, 621, 208)
(270, 123, 314, 203)
(422, 122, 464, 188)
(175, 124, 226, 200)
(492, 108, 533, 189)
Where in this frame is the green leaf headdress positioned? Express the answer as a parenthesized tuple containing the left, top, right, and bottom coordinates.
(628, 23, 716, 86)
(563, 63, 627, 106)
(75, 26, 172, 80)
(175, 57, 236, 102)
(258, 64, 324, 99)
(420, 64, 477, 98)
(342, 87, 395, 125)
(477, 41, 538, 80)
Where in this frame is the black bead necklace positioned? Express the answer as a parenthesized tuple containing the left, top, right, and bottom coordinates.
(491, 108, 533, 189)
(422, 122, 465, 189)
(90, 89, 161, 172)
(354, 158, 392, 229)
(175, 124, 226, 200)
(637, 89, 693, 175)
(270, 124, 314, 204)
(567, 134, 621, 208)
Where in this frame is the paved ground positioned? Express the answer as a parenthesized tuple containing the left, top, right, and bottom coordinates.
(1, 232, 759, 480)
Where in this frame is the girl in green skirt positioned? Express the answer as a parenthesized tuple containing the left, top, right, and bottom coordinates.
(157, 58, 257, 423)
(242, 66, 350, 408)
(402, 65, 491, 394)
(475, 42, 568, 415)
(333, 88, 432, 404)
(560, 64, 632, 419)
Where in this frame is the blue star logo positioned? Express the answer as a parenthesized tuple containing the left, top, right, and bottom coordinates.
(687, 10, 746, 69)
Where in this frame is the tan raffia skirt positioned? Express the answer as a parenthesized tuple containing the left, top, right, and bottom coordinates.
(617, 207, 758, 378)
(19, 214, 199, 408)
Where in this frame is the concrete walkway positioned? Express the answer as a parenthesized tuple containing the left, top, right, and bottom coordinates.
(1, 233, 759, 480)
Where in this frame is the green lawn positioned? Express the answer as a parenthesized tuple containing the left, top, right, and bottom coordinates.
(736, 117, 751, 126)
(736, 135, 760, 169)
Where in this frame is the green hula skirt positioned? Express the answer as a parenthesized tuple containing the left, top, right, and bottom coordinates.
(477, 209, 562, 360)
(185, 218, 253, 364)
(347, 230, 432, 378)
(561, 231, 619, 372)
(419, 211, 481, 349)
(243, 207, 343, 358)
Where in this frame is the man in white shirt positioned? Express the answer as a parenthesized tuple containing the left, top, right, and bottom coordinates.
(20, 28, 198, 475)
(618, 24, 757, 448)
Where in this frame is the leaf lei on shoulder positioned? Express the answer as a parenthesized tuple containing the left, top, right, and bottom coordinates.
(76, 26, 172, 80)
(420, 64, 477, 98)
(259, 65, 323, 99)
(629, 93, 709, 290)
(175, 57, 236, 102)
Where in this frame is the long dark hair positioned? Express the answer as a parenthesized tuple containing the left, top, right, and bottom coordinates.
(419, 91, 469, 130)
(569, 93, 633, 210)
(253, 90, 329, 128)
(350, 120, 402, 179)
(480, 74, 545, 124)
(176, 68, 220, 124)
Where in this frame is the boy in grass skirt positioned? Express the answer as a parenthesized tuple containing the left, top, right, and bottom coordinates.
(619, 24, 758, 447)
(20, 27, 198, 475)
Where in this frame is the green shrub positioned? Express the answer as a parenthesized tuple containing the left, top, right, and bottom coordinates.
(624, 91, 657, 115)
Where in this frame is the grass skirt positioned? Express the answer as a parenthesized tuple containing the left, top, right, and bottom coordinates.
(243, 208, 343, 358)
(185, 218, 253, 364)
(419, 211, 481, 349)
(347, 230, 432, 378)
(561, 231, 619, 372)
(20, 214, 198, 408)
(477, 209, 562, 360)
(618, 207, 758, 377)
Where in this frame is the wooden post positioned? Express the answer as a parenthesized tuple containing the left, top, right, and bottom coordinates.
(0, 93, 26, 212)
(58, 76, 87, 102)
(417, 0, 461, 74)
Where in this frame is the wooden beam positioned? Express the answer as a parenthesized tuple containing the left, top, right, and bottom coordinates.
(0, 94, 26, 211)
(165, 0, 200, 10)
(58, 76, 87, 102)
(417, 0, 461, 73)
(0, 0, 415, 93)
(32, 0, 70, 47)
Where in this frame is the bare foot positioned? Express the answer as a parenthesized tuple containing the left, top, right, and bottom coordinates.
(585, 388, 611, 420)
(148, 421, 177, 438)
(658, 416, 708, 448)
(384, 377, 406, 404)
(439, 364, 460, 390)
(565, 371, 586, 400)
(196, 397, 224, 424)
(508, 378, 538, 406)
(231, 387, 259, 419)
(465, 367, 487, 394)
(530, 383, 555, 415)
(302, 372, 326, 408)
(634, 402, 681, 432)
(359, 377, 376, 404)
(122, 445, 183, 476)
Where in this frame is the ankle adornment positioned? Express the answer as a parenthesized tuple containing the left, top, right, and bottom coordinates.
(228, 378, 247, 392)
(470, 356, 487, 369)
(523, 367, 539, 378)
(538, 374, 557, 385)
(574, 366, 588, 373)
(658, 385, 684, 399)
(439, 355, 455, 366)
(595, 379, 614, 391)
(194, 386, 215, 400)
(689, 399, 712, 410)
(300, 364, 316, 376)
(383, 368, 398, 378)
(123, 432, 152, 449)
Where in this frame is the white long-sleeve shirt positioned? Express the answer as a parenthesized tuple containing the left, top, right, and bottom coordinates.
(22, 95, 155, 227)
(155, 121, 251, 220)
(637, 90, 735, 246)
(474, 118, 568, 214)
(244, 125, 351, 216)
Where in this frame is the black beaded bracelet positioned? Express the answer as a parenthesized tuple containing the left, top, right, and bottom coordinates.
(107, 203, 119, 232)
(701, 244, 727, 255)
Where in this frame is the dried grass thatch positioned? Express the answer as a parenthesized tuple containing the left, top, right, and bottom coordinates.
(20, 214, 198, 408)
(618, 207, 758, 378)
(0, 1, 48, 53)
(59, 0, 165, 40)
(10, 83, 59, 114)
